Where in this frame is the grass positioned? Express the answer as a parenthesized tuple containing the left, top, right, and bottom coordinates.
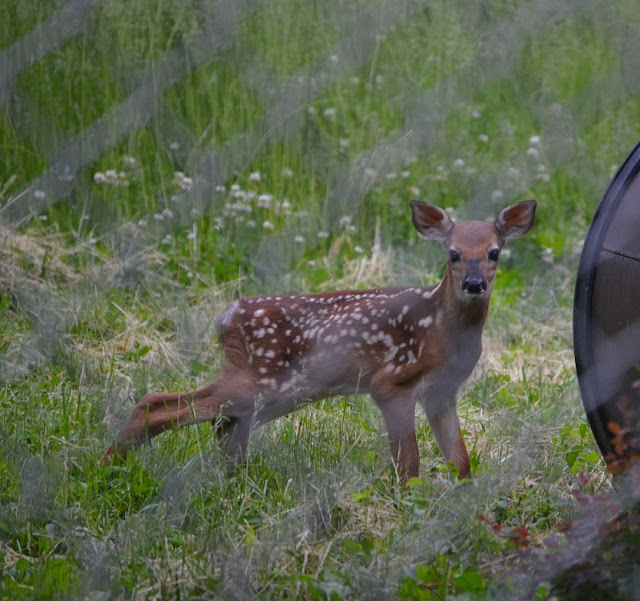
(1, 0, 638, 598)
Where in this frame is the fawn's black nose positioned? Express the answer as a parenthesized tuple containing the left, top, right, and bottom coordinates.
(462, 276, 486, 295)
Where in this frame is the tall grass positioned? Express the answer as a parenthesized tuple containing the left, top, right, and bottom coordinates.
(1, 0, 638, 598)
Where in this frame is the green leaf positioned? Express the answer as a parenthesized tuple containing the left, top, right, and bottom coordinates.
(453, 570, 486, 592)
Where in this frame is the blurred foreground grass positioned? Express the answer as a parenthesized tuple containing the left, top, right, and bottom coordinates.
(1, 1, 638, 599)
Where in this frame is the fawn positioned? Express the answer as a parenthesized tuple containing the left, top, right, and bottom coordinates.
(102, 199, 536, 482)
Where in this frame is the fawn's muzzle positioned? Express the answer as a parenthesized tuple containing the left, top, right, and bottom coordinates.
(462, 277, 487, 295)
(462, 262, 487, 295)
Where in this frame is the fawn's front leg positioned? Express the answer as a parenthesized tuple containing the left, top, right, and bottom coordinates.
(370, 378, 420, 484)
(419, 384, 470, 479)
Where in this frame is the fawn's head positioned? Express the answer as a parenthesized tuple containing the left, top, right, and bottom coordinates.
(410, 199, 537, 301)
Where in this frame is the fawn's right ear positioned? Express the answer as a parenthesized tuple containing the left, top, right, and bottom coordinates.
(410, 200, 454, 243)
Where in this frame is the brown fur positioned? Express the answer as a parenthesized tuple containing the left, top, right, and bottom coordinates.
(102, 200, 536, 483)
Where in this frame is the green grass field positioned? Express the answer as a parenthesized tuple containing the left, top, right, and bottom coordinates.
(2, 1, 640, 598)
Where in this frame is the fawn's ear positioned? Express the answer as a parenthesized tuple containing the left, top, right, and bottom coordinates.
(494, 199, 537, 242)
(410, 200, 454, 243)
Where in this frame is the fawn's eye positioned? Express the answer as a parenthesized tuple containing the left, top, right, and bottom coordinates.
(449, 249, 461, 263)
(488, 248, 500, 262)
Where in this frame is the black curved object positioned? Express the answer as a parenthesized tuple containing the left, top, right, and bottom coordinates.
(574, 140, 640, 461)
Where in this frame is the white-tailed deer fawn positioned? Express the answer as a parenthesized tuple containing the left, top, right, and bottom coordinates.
(102, 199, 536, 482)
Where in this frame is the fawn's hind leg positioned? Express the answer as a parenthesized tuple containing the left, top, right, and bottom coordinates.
(211, 415, 253, 462)
(101, 371, 257, 463)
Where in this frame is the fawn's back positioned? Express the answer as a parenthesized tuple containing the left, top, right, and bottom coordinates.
(217, 285, 447, 399)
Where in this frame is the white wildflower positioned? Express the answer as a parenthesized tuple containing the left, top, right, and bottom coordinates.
(453, 158, 465, 168)
(527, 147, 540, 158)
(317, 231, 330, 239)
(249, 171, 261, 183)
(294, 235, 304, 244)
(263, 220, 274, 230)
(491, 190, 504, 202)
(339, 138, 350, 149)
(34, 190, 45, 200)
(339, 215, 353, 228)
(93, 172, 106, 184)
(541, 247, 554, 264)
(258, 194, 273, 208)
(59, 166, 74, 182)
(215, 185, 226, 193)
(281, 167, 294, 179)
(122, 155, 136, 168)
(529, 135, 541, 146)
(323, 107, 336, 119)
(169, 141, 181, 151)
(478, 134, 489, 143)
(354, 245, 364, 254)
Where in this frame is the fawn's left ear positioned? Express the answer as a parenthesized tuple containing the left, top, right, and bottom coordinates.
(494, 199, 537, 241)
(410, 200, 454, 243)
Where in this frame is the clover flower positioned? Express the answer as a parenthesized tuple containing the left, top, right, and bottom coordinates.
(258, 194, 273, 209)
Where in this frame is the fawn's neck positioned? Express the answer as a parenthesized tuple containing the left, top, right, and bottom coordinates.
(434, 269, 490, 333)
